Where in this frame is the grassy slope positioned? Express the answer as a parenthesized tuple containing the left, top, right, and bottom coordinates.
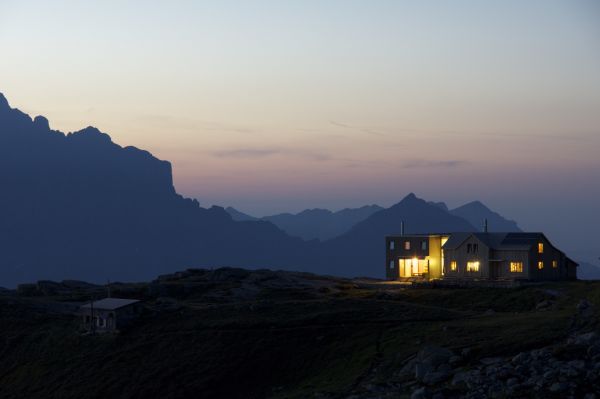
(0, 278, 598, 399)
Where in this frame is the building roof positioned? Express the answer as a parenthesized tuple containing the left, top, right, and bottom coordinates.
(80, 298, 140, 310)
(442, 232, 549, 251)
(440, 232, 473, 250)
(441, 231, 574, 254)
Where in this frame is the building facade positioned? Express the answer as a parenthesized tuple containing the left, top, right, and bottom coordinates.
(386, 232, 577, 282)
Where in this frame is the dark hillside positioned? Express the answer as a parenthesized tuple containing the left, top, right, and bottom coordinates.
(2, 269, 598, 398)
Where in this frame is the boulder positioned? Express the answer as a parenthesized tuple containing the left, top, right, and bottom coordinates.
(569, 332, 597, 346)
(422, 370, 451, 385)
(567, 359, 585, 370)
(451, 372, 468, 386)
(480, 357, 503, 366)
(577, 299, 591, 311)
(411, 387, 428, 399)
(535, 300, 553, 310)
(506, 377, 519, 387)
(549, 382, 569, 393)
(511, 352, 528, 364)
(415, 362, 433, 381)
(417, 346, 454, 368)
(448, 355, 461, 366)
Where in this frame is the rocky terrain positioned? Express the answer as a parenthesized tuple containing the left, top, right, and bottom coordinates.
(1, 268, 599, 398)
(351, 302, 599, 399)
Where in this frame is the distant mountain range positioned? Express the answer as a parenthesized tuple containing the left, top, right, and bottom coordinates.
(0, 92, 591, 286)
(227, 195, 526, 278)
(227, 200, 520, 241)
(226, 205, 384, 241)
(450, 201, 520, 232)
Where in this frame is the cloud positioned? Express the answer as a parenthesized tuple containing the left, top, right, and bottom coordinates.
(213, 148, 281, 159)
(212, 147, 330, 161)
(330, 121, 353, 129)
(329, 121, 386, 136)
(402, 159, 467, 169)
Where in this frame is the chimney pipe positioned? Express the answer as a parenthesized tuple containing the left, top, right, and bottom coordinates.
(484, 218, 488, 233)
(401, 220, 405, 236)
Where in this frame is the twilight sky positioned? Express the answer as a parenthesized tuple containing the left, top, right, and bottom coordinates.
(1, 1, 599, 262)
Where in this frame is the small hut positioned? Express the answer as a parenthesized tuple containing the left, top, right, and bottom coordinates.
(80, 298, 142, 333)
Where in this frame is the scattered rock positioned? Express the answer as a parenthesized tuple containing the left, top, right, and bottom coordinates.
(577, 299, 591, 311)
(511, 352, 528, 364)
(387, 306, 599, 398)
(417, 346, 454, 368)
(448, 355, 461, 366)
(569, 332, 597, 346)
(480, 357, 503, 366)
(411, 387, 427, 399)
(451, 372, 468, 386)
(398, 358, 418, 379)
(549, 382, 569, 393)
(415, 362, 433, 381)
(436, 364, 452, 373)
(422, 370, 451, 385)
(567, 359, 585, 370)
(588, 344, 600, 357)
(542, 370, 556, 380)
(543, 289, 561, 298)
(535, 300, 553, 310)
(506, 377, 519, 387)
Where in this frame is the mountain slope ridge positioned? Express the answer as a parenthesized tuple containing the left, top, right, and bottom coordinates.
(0, 93, 314, 287)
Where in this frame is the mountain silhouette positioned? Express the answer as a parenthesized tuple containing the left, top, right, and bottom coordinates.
(0, 93, 537, 286)
(0, 93, 315, 287)
(263, 206, 383, 241)
(577, 261, 600, 280)
(226, 205, 383, 241)
(450, 201, 521, 232)
(225, 207, 258, 222)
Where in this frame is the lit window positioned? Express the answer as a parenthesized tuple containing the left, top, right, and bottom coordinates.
(510, 262, 523, 273)
(421, 241, 427, 250)
(404, 241, 411, 250)
(389, 260, 394, 269)
(552, 260, 558, 268)
(466, 261, 480, 272)
(450, 261, 457, 271)
(538, 243, 544, 254)
(389, 241, 395, 250)
(538, 261, 544, 270)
